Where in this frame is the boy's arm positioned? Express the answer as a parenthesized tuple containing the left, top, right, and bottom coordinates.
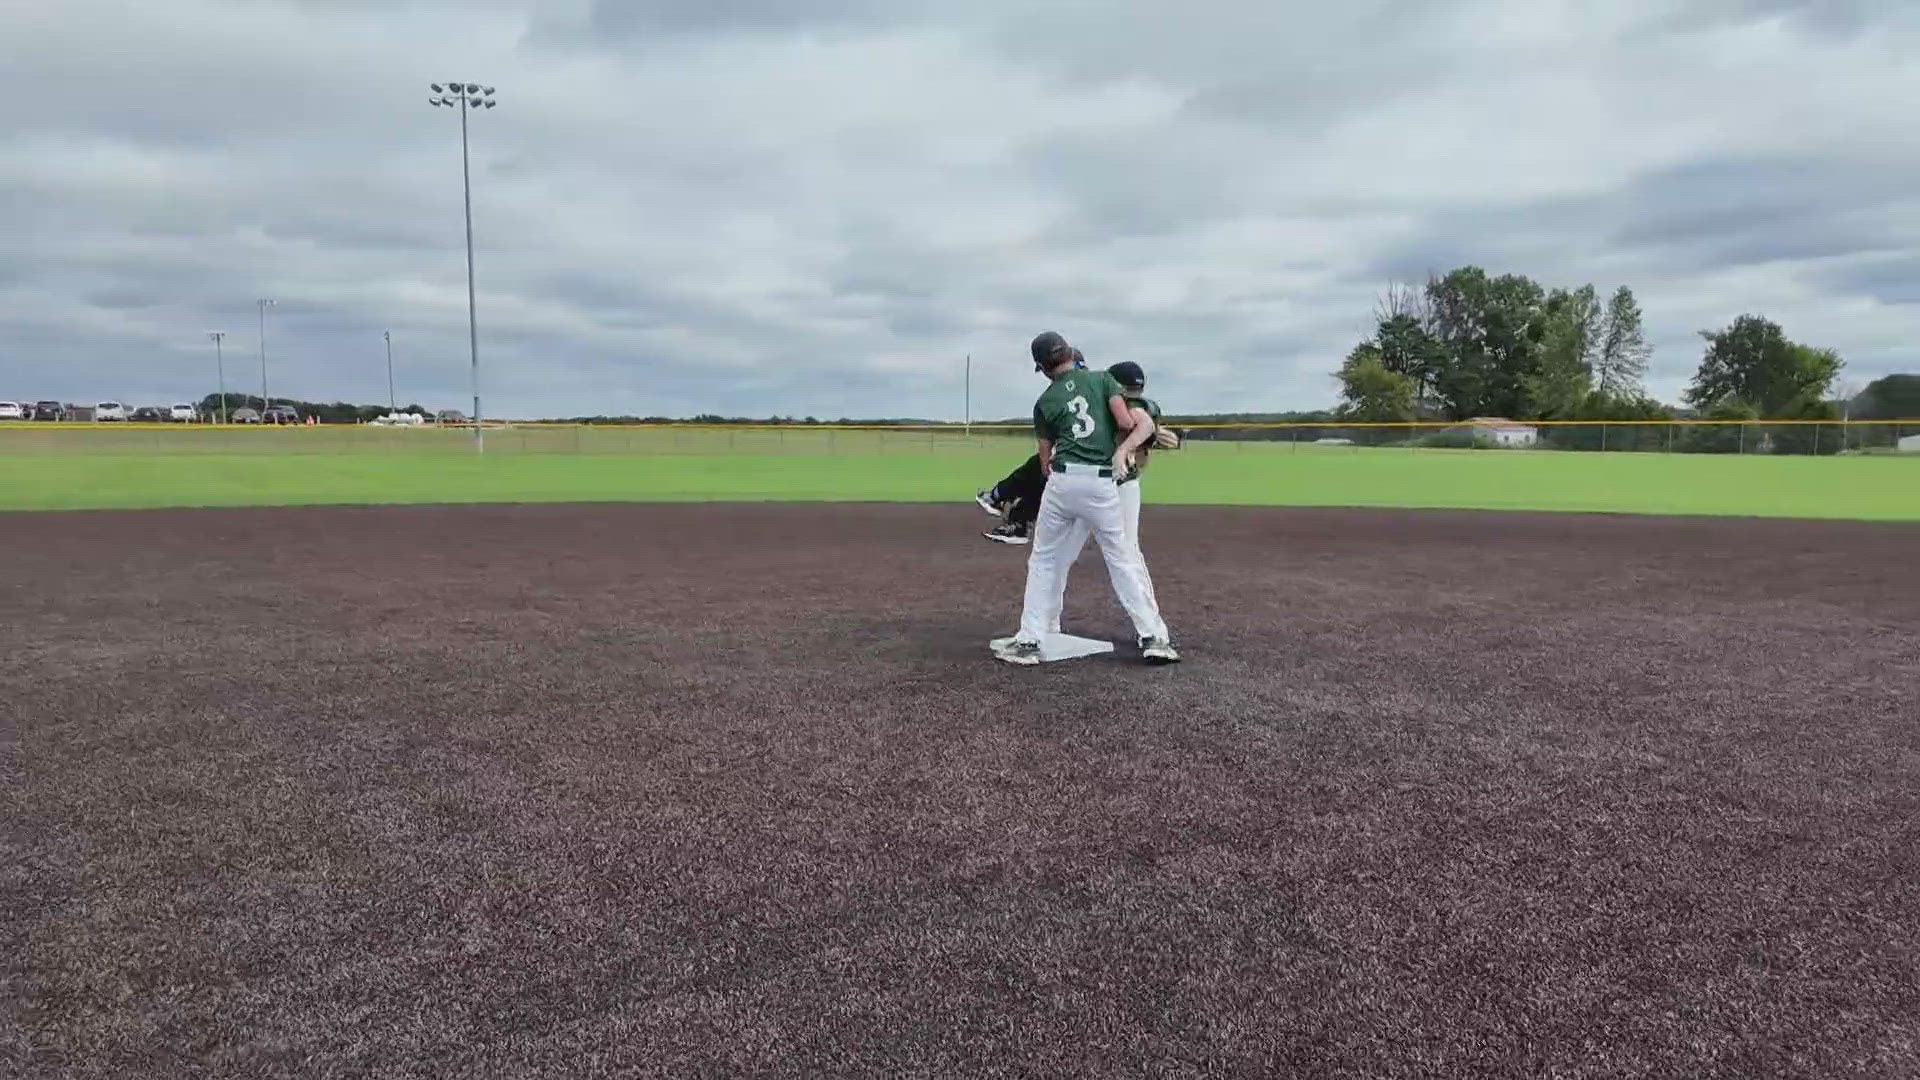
(1033, 403, 1053, 474)
(1112, 405, 1155, 476)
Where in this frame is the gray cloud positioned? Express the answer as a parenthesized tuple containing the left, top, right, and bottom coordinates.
(4, 0, 1919, 419)
(585, 0, 901, 36)
(1817, 256, 1920, 307)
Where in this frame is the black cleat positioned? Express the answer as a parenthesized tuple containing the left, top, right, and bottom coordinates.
(984, 522, 1030, 545)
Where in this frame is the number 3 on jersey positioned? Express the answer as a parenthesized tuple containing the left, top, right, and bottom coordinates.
(1067, 395, 1095, 438)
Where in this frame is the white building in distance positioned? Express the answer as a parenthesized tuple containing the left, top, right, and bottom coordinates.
(1463, 417, 1540, 448)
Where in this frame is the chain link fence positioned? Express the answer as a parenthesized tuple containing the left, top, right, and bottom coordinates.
(1, 420, 1917, 456)
(1175, 420, 1920, 456)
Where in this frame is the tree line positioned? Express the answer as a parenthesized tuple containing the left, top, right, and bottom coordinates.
(185, 397, 952, 426)
(1329, 265, 1909, 452)
(197, 394, 437, 424)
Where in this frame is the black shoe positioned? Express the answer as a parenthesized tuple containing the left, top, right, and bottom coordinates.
(984, 522, 1030, 545)
(975, 489, 1002, 515)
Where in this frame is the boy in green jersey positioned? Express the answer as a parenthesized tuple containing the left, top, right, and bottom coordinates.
(976, 354, 1178, 545)
(994, 332, 1177, 666)
(1047, 361, 1177, 608)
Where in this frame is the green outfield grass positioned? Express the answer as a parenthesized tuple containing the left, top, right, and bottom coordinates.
(1, 430, 1916, 518)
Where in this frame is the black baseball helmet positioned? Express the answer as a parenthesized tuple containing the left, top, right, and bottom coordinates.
(1107, 361, 1146, 391)
(1030, 331, 1073, 371)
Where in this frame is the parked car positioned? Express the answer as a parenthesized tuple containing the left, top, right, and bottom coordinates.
(94, 401, 129, 422)
(231, 407, 261, 424)
(32, 401, 66, 421)
(131, 406, 166, 422)
(0, 401, 23, 421)
(262, 405, 301, 425)
(170, 403, 198, 422)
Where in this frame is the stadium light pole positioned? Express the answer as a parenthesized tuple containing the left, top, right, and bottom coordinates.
(257, 298, 276, 413)
(208, 331, 228, 423)
(965, 354, 972, 436)
(429, 81, 497, 453)
(384, 330, 396, 414)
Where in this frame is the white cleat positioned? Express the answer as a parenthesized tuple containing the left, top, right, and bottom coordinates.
(1141, 638, 1181, 665)
(994, 639, 1042, 666)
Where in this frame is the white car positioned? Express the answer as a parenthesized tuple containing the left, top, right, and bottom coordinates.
(170, 403, 197, 422)
(94, 401, 129, 422)
(0, 401, 23, 420)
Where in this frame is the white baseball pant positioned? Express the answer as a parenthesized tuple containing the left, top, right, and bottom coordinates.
(1046, 478, 1142, 633)
(1016, 464, 1168, 644)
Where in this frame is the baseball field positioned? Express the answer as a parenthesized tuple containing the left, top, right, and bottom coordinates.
(8, 435, 1919, 1076)
(1, 424, 1917, 517)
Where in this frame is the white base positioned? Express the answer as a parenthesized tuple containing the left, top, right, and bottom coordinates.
(989, 632, 1115, 662)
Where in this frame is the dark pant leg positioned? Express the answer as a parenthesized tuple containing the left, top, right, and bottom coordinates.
(991, 454, 1042, 496)
(1000, 454, 1046, 527)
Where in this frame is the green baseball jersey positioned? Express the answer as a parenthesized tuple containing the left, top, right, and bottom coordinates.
(1033, 370, 1125, 466)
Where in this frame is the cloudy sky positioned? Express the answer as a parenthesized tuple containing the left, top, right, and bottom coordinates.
(5, 0, 1917, 419)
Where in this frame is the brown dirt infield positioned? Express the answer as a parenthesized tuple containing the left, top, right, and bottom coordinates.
(7, 503, 1919, 1078)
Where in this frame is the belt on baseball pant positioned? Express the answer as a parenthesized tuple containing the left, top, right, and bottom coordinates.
(1051, 461, 1113, 478)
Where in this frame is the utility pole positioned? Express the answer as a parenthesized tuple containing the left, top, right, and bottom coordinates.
(257, 298, 276, 413)
(384, 330, 396, 414)
(208, 331, 228, 423)
(430, 81, 497, 453)
(965, 354, 971, 437)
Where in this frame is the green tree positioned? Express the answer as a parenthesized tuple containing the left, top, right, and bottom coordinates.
(1763, 395, 1842, 456)
(1525, 286, 1599, 418)
(1679, 397, 1759, 454)
(1851, 374, 1920, 420)
(1595, 286, 1651, 395)
(1541, 389, 1674, 451)
(1842, 373, 1920, 449)
(1372, 313, 1449, 409)
(1346, 269, 1644, 423)
(1336, 342, 1417, 422)
(1425, 267, 1548, 420)
(1685, 315, 1842, 416)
